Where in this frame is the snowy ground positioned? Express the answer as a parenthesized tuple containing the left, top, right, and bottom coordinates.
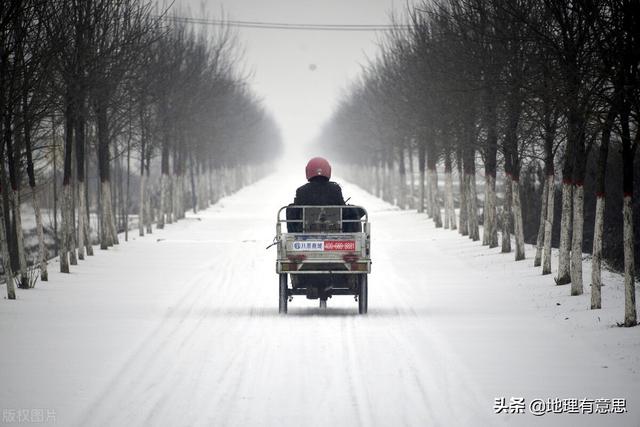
(1, 170, 639, 427)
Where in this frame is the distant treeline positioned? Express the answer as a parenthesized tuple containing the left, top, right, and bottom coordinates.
(320, 0, 639, 326)
(0, 1, 282, 298)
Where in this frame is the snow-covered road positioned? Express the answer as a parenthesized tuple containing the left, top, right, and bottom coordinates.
(1, 171, 639, 427)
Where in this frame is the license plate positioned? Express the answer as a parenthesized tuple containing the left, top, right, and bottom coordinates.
(324, 240, 356, 251)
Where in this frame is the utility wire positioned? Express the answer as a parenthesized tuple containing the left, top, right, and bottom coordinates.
(162, 16, 410, 32)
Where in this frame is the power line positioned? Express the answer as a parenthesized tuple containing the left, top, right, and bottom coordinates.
(162, 16, 410, 32)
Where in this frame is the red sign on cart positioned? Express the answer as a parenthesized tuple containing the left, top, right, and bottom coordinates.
(323, 240, 356, 251)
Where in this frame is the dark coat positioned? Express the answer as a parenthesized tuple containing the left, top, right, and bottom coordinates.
(294, 177, 345, 206)
(286, 177, 363, 232)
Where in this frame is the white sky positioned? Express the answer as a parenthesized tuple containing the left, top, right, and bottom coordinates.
(170, 0, 403, 159)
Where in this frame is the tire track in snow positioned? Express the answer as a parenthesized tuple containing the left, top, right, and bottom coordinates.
(76, 243, 247, 426)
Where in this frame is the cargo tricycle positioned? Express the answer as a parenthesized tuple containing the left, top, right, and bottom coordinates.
(274, 205, 371, 314)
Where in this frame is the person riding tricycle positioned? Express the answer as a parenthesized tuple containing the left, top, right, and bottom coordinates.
(275, 157, 370, 314)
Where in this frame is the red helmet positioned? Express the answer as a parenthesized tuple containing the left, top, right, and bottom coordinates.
(305, 157, 332, 181)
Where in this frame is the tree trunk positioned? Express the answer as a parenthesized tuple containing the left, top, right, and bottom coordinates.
(485, 174, 498, 247)
(418, 143, 425, 213)
(189, 154, 197, 213)
(78, 180, 92, 256)
(621, 106, 636, 327)
(556, 102, 578, 285)
(125, 135, 131, 241)
(429, 166, 442, 228)
(13, 190, 28, 287)
(570, 184, 585, 295)
(24, 95, 48, 280)
(60, 182, 72, 272)
(501, 176, 512, 253)
(483, 93, 499, 247)
(407, 145, 415, 209)
(68, 137, 77, 265)
(0, 187, 16, 299)
(555, 181, 573, 284)
(32, 190, 47, 281)
(145, 151, 153, 234)
(96, 100, 117, 248)
(591, 107, 614, 308)
(444, 153, 456, 230)
(591, 195, 604, 308)
(512, 177, 525, 260)
(542, 175, 555, 275)
(534, 176, 549, 266)
(139, 172, 146, 237)
(398, 145, 406, 209)
(466, 173, 479, 241)
(623, 194, 636, 326)
(457, 151, 467, 236)
(52, 120, 59, 257)
(158, 173, 167, 229)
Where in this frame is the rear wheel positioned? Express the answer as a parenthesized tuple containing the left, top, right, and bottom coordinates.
(358, 274, 368, 314)
(319, 299, 327, 309)
(279, 274, 288, 314)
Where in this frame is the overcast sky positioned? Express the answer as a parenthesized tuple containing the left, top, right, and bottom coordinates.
(170, 0, 404, 158)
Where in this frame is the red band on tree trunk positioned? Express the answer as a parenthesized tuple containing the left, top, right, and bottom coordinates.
(574, 181, 584, 187)
(595, 192, 605, 198)
(562, 178, 572, 185)
(623, 192, 633, 198)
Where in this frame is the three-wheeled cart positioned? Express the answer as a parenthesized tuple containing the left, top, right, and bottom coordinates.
(275, 205, 371, 314)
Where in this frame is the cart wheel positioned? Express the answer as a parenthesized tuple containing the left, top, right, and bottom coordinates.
(358, 274, 368, 314)
(319, 299, 327, 309)
(279, 274, 288, 314)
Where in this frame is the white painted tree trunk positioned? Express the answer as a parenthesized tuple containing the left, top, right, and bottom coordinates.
(84, 186, 93, 256)
(60, 184, 71, 272)
(534, 179, 549, 266)
(466, 174, 479, 241)
(68, 186, 77, 265)
(10, 189, 28, 287)
(166, 172, 174, 225)
(108, 181, 119, 244)
(501, 176, 512, 252)
(483, 175, 498, 247)
(445, 170, 456, 230)
(208, 169, 215, 204)
(32, 189, 48, 281)
(397, 169, 403, 208)
(430, 168, 442, 227)
(570, 185, 584, 295)
(555, 181, 573, 285)
(542, 175, 555, 275)
(158, 173, 166, 229)
(425, 166, 432, 218)
(408, 152, 415, 209)
(0, 196, 16, 298)
(512, 178, 525, 261)
(591, 195, 604, 309)
(100, 181, 111, 249)
(418, 168, 425, 214)
(458, 171, 467, 235)
(443, 170, 450, 229)
(145, 179, 152, 234)
(100, 181, 118, 248)
(139, 173, 145, 237)
(77, 181, 89, 260)
(172, 174, 180, 221)
(623, 195, 636, 326)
